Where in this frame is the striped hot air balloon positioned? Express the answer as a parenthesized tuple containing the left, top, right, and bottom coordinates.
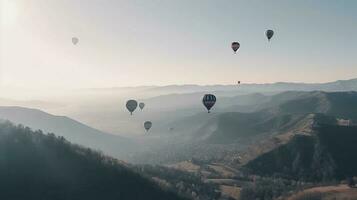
(202, 94, 216, 113)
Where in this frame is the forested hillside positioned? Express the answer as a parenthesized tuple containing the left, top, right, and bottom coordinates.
(0, 121, 186, 200)
(245, 122, 357, 181)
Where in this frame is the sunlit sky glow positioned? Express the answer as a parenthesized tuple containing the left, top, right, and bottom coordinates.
(1, 0, 357, 89)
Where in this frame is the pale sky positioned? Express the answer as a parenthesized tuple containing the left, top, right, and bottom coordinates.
(1, 0, 357, 89)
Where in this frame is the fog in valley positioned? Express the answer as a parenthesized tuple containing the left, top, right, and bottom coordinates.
(1, 1, 357, 200)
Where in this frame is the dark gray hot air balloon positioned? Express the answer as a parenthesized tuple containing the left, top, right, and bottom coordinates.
(139, 102, 145, 110)
(202, 94, 216, 113)
(72, 37, 79, 45)
(126, 100, 138, 115)
(265, 30, 274, 41)
(231, 42, 240, 53)
(144, 121, 152, 132)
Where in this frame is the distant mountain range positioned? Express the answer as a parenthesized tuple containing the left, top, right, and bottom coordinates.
(133, 90, 357, 166)
(145, 78, 357, 93)
(165, 91, 357, 141)
(81, 78, 357, 97)
(2, 78, 357, 137)
(0, 106, 138, 160)
(1, 88, 357, 176)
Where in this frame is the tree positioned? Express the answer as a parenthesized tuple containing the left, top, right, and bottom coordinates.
(347, 177, 355, 188)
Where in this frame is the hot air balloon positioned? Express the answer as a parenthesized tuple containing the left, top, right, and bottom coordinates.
(72, 37, 79, 45)
(144, 121, 152, 132)
(139, 102, 145, 110)
(231, 42, 240, 53)
(202, 94, 216, 113)
(238, 81, 241, 85)
(265, 30, 274, 41)
(126, 100, 138, 115)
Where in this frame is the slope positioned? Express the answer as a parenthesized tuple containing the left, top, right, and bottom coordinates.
(0, 106, 137, 160)
(244, 116, 357, 181)
(0, 121, 186, 200)
(277, 91, 357, 119)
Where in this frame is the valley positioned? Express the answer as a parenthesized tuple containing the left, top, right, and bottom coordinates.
(1, 85, 357, 199)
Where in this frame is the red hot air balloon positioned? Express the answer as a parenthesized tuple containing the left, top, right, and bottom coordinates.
(231, 42, 240, 53)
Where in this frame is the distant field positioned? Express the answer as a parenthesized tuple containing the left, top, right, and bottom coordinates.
(208, 163, 237, 178)
(167, 161, 200, 173)
(220, 185, 241, 200)
(288, 185, 357, 200)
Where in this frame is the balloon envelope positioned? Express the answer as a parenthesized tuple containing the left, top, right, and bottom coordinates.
(202, 94, 216, 113)
(126, 100, 138, 115)
(265, 30, 274, 41)
(72, 37, 79, 45)
(231, 42, 240, 53)
(144, 121, 152, 131)
(139, 102, 145, 110)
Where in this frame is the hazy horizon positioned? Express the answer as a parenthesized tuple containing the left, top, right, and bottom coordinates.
(1, 0, 357, 89)
(2, 1, 357, 199)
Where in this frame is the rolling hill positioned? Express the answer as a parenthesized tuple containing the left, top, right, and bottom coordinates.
(275, 91, 357, 118)
(198, 112, 307, 144)
(134, 90, 357, 165)
(244, 118, 357, 181)
(0, 106, 138, 160)
(179, 91, 357, 143)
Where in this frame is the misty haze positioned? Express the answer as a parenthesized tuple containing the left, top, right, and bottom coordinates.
(1, 1, 357, 200)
